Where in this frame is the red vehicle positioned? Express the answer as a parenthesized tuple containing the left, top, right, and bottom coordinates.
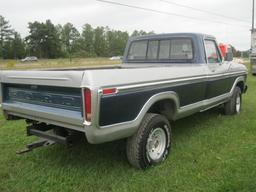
(219, 43, 233, 61)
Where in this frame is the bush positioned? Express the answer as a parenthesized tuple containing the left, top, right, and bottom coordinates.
(6, 60, 16, 68)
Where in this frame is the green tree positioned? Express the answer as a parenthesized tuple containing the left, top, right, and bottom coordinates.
(93, 26, 108, 56)
(44, 20, 62, 58)
(13, 32, 26, 59)
(61, 23, 79, 52)
(61, 23, 80, 60)
(0, 15, 13, 58)
(106, 30, 129, 56)
(26, 21, 45, 57)
(26, 20, 62, 58)
(3, 32, 26, 59)
(131, 30, 154, 37)
(80, 24, 95, 57)
(241, 50, 249, 58)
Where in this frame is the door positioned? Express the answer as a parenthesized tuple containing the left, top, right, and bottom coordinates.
(204, 39, 231, 99)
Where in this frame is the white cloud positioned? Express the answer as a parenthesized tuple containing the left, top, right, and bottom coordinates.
(0, 0, 252, 50)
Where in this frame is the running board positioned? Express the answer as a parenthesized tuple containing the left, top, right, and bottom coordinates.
(199, 101, 225, 112)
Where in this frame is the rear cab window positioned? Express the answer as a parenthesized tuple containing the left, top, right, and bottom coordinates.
(127, 41, 147, 60)
(170, 39, 193, 60)
(147, 40, 159, 60)
(127, 37, 194, 62)
(159, 40, 170, 59)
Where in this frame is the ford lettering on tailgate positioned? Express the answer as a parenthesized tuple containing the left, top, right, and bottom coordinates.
(4, 84, 82, 112)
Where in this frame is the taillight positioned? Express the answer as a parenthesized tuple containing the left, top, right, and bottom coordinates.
(84, 88, 91, 122)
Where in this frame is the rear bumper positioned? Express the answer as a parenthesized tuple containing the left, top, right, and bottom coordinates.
(2, 102, 84, 132)
(2, 102, 138, 144)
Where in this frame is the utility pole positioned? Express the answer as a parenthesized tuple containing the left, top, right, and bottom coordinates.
(251, 0, 256, 75)
(252, 0, 255, 30)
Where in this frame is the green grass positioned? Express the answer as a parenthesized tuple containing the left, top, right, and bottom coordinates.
(0, 61, 256, 192)
(0, 58, 120, 70)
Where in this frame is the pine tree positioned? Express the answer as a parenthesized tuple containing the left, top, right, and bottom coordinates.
(0, 15, 13, 58)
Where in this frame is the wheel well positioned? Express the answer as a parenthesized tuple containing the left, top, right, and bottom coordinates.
(147, 99, 177, 121)
(236, 81, 244, 93)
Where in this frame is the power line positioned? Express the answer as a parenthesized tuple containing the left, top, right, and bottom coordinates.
(96, 0, 250, 28)
(160, 0, 250, 23)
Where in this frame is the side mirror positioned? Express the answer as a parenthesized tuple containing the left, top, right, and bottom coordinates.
(225, 52, 233, 61)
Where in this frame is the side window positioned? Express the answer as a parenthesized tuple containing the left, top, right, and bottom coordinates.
(147, 40, 158, 60)
(170, 39, 193, 60)
(205, 40, 221, 63)
(127, 40, 147, 60)
(159, 40, 170, 59)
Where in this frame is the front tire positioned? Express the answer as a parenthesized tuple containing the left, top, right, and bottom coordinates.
(126, 113, 171, 169)
(224, 86, 242, 115)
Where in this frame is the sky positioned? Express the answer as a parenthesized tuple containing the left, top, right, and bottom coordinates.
(0, 0, 253, 51)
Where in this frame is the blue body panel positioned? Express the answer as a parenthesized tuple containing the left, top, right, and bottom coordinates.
(99, 75, 238, 126)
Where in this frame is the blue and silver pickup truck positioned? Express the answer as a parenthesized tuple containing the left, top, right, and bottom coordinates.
(0, 33, 248, 169)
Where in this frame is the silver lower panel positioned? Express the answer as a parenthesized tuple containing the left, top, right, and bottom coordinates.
(2, 102, 84, 132)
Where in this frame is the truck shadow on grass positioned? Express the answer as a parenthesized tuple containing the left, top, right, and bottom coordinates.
(30, 107, 225, 170)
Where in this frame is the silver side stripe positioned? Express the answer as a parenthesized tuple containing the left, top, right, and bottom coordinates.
(111, 71, 246, 91)
(6, 76, 70, 81)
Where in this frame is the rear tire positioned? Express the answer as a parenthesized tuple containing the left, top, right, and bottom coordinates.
(126, 113, 171, 169)
(224, 86, 242, 115)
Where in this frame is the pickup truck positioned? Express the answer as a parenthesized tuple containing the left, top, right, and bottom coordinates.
(0, 33, 248, 169)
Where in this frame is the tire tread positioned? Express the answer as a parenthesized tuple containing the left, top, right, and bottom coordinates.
(126, 113, 171, 169)
(224, 86, 241, 115)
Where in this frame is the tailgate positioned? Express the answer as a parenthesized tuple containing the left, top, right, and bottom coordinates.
(0, 70, 85, 131)
(0, 70, 84, 87)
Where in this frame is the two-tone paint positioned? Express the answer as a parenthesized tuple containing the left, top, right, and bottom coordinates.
(0, 33, 248, 144)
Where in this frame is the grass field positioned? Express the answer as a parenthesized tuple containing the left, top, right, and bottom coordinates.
(0, 60, 255, 192)
(0, 58, 121, 70)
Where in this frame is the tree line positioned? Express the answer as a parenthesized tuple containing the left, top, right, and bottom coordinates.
(0, 15, 154, 59)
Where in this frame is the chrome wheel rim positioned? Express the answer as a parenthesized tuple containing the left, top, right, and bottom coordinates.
(146, 127, 166, 161)
(236, 94, 241, 113)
